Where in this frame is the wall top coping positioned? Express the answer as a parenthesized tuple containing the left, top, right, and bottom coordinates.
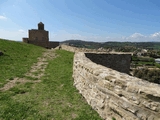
(74, 52, 160, 96)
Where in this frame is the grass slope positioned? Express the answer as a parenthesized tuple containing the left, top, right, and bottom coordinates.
(0, 39, 102, 120)
(0, 39, 44, 87)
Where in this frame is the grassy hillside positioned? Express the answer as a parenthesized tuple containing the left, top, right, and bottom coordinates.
(0, 39, 102, 119)
(0, 39, 44, 87)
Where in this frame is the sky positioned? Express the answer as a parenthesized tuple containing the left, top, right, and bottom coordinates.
(1, 0, 160, 42)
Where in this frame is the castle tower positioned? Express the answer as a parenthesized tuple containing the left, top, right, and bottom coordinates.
(23, 22, 59, 49)
(38, 22, 44, 30)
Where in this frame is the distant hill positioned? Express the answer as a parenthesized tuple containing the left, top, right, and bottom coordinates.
(61, 40, 160, 50)
(61, 40, 102, 49)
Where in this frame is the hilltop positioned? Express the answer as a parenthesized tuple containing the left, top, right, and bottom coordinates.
(0, 39, 102, 119)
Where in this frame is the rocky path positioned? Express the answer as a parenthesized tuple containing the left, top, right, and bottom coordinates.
(0, 49, 56, 91)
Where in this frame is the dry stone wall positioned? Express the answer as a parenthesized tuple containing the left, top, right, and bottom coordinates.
(60, 45, 107, 52)
(73, 52, 160, 120)
(49, 42, 59, 49)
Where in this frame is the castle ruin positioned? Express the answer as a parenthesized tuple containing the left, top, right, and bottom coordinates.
(60, 45, 160, 120)
(23, 22, 59, 48)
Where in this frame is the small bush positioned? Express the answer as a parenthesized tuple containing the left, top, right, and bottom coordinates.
(112, 117, 116, 120)
(133, 68, 160, 84)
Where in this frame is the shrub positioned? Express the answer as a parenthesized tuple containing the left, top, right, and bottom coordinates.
(133, 68, 160, 84)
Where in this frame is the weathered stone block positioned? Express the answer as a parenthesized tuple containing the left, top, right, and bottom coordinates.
(73, 52, 160, 120)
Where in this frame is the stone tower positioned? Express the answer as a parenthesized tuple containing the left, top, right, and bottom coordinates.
(23, 22, 59, 48)
(38, 22, 44, 30)
(23, 22, 49, 48)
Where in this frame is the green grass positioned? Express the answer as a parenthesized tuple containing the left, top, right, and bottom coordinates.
(0, 39, 44, 87)
(131, 56, 156, 67)
(137, 61, 154, 66)
(155, 63, 160, 68)
(0, 47, 102, 119)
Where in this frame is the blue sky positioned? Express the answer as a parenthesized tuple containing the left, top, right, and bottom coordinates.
(1, 0, 160, 42)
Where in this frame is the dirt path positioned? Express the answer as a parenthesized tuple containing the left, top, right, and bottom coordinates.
(0, 49, 56, 91)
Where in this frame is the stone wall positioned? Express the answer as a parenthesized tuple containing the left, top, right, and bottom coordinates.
(28, 30, 49, 42)
(60, 45, 107, 52)
(23, 38, 29, 43)
(49, 42, 59, 49)
(85, 53, 131, 74)
(73, 52, 160, 120)
(27, 40, 49, 48)
(27, 29, 49, 48)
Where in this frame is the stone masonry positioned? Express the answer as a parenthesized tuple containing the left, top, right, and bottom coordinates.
(73, 52, 160, 120)
(23, 22, 59, 49)
(85, 53, 131, 74)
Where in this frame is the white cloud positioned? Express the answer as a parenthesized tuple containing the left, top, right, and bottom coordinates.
(149, 32, 160, 41)
(123, 33, 149, 42)
(0, 15, 7, 20)
(129, 33, 145, 38)
(0, 29, 27, 41)
(18, 29, 25, 33)
(150, 32, 160, 38)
